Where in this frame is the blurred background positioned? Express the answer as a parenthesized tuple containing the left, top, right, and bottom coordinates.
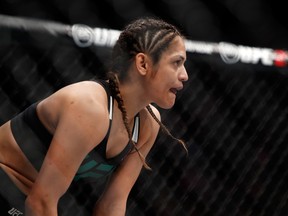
(0, 0, 288, 215)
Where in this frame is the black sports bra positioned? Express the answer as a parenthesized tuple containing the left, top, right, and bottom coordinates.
(74, 80, 140, 182)
(20, 79, 140, 182)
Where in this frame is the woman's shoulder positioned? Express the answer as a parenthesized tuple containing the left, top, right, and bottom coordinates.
(138, 104, 161, 144)
(140, 104, 161, 121)
(38, 80, 111, 153)
(59, 80, 107, 96)
(38, 80, 110, 127)
(46, 80, 108, 106)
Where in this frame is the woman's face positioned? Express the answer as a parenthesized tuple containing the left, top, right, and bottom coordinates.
(148, 36, 188, 109)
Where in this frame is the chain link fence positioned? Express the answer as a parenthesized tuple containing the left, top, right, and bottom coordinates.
(0, 1, 288, 215)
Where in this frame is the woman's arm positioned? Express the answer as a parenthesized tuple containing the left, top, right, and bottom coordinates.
(25, 82, 110, 216)
(93, 105, 161, 216)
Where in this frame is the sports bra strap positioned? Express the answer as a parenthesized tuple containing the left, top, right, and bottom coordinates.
(91, 79, 140, 164)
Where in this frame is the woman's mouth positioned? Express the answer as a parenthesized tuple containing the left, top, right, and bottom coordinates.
(170, 88, 177, 95)
(170, 85, 183, 95)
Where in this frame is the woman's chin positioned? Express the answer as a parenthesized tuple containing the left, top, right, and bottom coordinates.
(156, 101, 175, 109)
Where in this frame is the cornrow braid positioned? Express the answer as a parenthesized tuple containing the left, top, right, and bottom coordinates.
(146, 105, 188, 154)
(111, 17, 181, 82)
(107, 17, 187, 169)
(107, 72, 151, 170)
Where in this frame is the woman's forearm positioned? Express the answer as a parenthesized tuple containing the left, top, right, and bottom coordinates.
(93, 200, 126, 216)
(25, 196, 58, 216)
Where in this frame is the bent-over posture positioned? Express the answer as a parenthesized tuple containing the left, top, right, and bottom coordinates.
(0, 17, 188, 216)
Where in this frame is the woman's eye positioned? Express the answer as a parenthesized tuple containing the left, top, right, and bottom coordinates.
(175, 60, 181, 66)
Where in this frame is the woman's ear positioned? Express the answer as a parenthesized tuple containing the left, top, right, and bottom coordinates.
(135, 53, 150, 76)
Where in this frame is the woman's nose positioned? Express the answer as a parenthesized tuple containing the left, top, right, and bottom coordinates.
(179, 66, 189, 82)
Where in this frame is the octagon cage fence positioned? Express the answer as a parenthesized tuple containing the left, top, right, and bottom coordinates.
(0, 14, 288, 216)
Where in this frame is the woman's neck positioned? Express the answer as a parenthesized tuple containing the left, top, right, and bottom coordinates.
(119, 82, 150, 121)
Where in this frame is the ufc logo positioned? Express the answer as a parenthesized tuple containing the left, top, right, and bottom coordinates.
(8, 208, 23, 216)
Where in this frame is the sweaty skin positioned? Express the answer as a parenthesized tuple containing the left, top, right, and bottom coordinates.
(0, 35, 188, 216)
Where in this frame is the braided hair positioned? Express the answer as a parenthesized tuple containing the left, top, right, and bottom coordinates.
(107, 17, 187, 169)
